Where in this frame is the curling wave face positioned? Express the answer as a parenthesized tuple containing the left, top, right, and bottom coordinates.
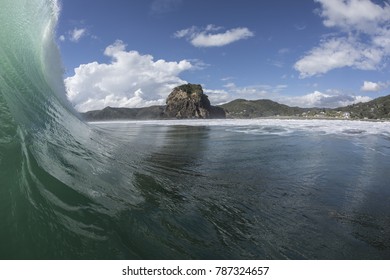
(0, 0, 146, 258)
(0, 0, 144, 205)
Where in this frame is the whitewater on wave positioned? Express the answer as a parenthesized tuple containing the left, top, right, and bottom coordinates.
(90, 118, 390, 137)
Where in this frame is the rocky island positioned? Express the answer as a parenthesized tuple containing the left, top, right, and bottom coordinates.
(82, 84, 226, 121)
(164, 84, 225, 119)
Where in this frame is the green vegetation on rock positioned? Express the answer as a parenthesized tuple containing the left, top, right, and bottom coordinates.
(164, 84, 225, 119)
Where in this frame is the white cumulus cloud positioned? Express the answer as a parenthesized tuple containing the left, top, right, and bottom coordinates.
(206, 83, 372, 109)
(70, 28, 87, 42)
(295, 0, 390, 78)
(314, 0, 390, 33)
(203, 88, 231, 105)
(361, 81, 384, 92)
(65, 40, 193, 112)
(294, 37, 383, 78)
(174, 25, 254, 47)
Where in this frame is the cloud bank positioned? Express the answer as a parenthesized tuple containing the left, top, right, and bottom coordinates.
(206, 82, 372, 109)
(174, 25, 254, 47)
(295, 0, 390, 78)
(65, 40, 193, 112)
(281, 91, 371, 108)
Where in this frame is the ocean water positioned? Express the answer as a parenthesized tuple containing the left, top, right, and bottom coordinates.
(1, 0, 390, 260)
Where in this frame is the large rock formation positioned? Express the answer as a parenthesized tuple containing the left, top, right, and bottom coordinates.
(164, 84, 225, 119)
(81, 83, 226, 121)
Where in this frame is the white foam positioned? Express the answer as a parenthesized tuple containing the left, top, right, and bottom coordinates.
(92, 119, 390, 136)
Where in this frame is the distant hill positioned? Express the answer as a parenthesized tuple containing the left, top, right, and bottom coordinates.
(336, 95, 390, 119)
(219, 99, 305, 118)
(82, 106, 166, 121)
(219, 95, 390, 120)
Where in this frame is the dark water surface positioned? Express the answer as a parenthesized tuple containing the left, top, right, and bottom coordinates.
(1, 119, 390, 259)
(96, 120, 390, 260)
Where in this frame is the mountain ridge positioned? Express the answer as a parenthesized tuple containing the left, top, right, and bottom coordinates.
(81, 91, 390, 121)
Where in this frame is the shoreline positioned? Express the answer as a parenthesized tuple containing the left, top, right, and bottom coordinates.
(244, 116, 390, 122)
(87, 116, 390, 124)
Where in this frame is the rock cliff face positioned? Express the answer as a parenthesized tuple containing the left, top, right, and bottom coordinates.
(164, 84, 225, 119)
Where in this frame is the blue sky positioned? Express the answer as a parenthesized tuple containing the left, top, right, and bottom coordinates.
(57, 0, 390, 112)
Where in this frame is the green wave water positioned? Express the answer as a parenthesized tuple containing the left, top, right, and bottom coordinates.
(1, 0, 390, 260)
(0, 0, 144, 258)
